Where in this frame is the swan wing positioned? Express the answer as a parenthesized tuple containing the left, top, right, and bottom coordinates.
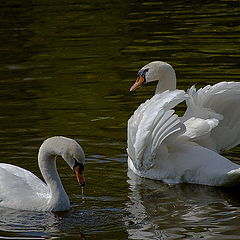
(168, 143, 240, 186)
(179, 117, 219, 150)
(183, 82, 240, 151)
(0, 163, 50, 209)
(127, 90, 188, 171)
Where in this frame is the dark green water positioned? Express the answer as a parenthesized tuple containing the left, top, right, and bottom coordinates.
(0, 1, 240, 239)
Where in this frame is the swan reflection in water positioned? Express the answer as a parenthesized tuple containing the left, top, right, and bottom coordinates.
(0, 207, 87, 239)
(0, 207, 62, 238)
(124, 169, 240, 240)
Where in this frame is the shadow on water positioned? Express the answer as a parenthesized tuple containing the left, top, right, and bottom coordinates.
(0, 207, 106, 239)
(125, 170, 240, 240)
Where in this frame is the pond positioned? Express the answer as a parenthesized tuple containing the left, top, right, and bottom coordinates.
(0, 0, 240, 239)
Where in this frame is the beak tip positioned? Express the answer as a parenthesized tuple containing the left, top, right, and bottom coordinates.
(130, 75, 145, 92)
(130, 85, 137, 92)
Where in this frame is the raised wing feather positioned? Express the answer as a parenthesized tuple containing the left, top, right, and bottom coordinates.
(183, 82, 240, 151)
(127, 90, 187, 171)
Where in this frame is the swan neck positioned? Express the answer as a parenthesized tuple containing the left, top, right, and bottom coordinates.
(155, 68, 176, 94)
(38, 144, 69, 208)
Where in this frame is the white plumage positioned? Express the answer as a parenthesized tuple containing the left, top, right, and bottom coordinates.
(128, 61, 240, 186)
(183, 82, 240, 152)
(0, 136, 85, 211)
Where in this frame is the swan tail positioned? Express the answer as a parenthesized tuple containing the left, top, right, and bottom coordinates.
(183, 82, 240, 152)
(127, 90, 187, 171)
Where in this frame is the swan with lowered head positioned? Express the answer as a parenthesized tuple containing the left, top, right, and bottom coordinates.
(0, 136, 85, 211)
(128, 61, 240, 187)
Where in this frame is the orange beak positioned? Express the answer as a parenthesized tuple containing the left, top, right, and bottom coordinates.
(130, 75, 145, 91)
(74, 165, 85, 187)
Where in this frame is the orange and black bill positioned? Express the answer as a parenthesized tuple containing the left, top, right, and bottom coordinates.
(130, 75, 145, 91)
(73, 161, 85, 187)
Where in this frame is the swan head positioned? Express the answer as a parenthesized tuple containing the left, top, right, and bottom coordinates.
(40, 136, 86, 187)
(130, 61, 176, 92)
(60, 138, 86, 187)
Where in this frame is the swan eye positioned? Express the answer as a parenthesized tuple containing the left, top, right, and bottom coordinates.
(137, 68, 149, 82)
(130, 68, 149, 91)
(73, 158, 84, 171)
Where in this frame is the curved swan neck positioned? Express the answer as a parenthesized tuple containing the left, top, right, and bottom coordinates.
(38, 153, 66, 194)
(154, 63, 177, 94)
(155, 68, 176, 94)
(38, 137, 70, 209)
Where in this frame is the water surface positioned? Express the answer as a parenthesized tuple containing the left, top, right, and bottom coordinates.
(0, 1, 240, 239)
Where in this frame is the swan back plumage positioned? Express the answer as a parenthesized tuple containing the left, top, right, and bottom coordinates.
(0, 163, 50, 211)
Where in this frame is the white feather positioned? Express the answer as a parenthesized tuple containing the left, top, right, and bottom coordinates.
(183, 82, 240, 151)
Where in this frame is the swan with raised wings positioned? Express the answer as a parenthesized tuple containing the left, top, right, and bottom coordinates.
(0, 136, 85, 211)
(128, 61, 240, 186)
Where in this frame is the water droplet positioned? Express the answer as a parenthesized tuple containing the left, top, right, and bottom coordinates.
(81, 187, 84, 199)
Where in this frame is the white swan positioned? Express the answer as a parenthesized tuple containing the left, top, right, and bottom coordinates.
(0, 136, 85, 211)
(128, 61, 240, 187)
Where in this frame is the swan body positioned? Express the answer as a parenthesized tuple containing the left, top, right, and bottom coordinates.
(128, 61, 240, 186)
(0, 136, 85, 211)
